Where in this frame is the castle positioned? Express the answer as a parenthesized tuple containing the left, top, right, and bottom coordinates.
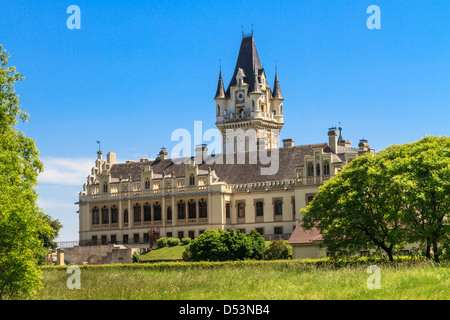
(74, 34, 374, 262)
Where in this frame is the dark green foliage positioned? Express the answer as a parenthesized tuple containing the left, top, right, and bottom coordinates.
(183, 229, 266, 261)
(263, 240, 292, 260)
(181, 237, 191, 245)
(156, 237, 168, 248)
(167, 237, 180, 247)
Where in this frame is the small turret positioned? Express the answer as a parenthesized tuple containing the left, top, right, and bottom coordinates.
(272, 71, 283, 100)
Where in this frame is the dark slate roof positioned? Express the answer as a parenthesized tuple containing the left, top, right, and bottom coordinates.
(272, 72, 283, 99)
(109, 143, 330, 184)
(214, 71, 225, 99)
(225, 36, 262, 98)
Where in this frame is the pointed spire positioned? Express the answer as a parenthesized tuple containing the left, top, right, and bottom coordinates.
(249, 67, 261, 94)
(214, 70, 225, 99)
(272, 71, 283, 99)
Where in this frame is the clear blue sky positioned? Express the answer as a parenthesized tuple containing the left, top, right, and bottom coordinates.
(1, 0, 449, 241)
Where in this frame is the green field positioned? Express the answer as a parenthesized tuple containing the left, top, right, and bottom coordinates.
(31, 260, 449, 300)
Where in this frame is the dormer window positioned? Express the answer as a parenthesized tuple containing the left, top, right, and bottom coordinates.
(316, 163, 321, 176)
(307, 163, 314, 177)
(324, 162, 330, 175)
(145, 178, 150, 190)
(103, 182, 108, 193)
(189, 174, 195, 186)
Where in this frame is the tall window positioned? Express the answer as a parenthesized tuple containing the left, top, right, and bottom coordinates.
(178, 200, 186, 220)
(167, 206, 172, 221)
(123, 209, 128, 223)
(111, 205, 118, 224)
(225, 203, 231, 218)
(199, 198, 207, 218)
(103, 182, 108, 193)
(324, 161, 330, 175)
(134, 203, 141, 222)
(101, 206, 109, 224)
(145, 178, 150, 190)
(92, 207, 99, 225)
(188, 199, 196, 219)
(274, 200, 283, 216)
(255, 201, 264, 217)
(189, 174, 195, 186)
(316, 163, 321, 176)
(237, 202, 245, 218)
(154, 202, 161, 221)
(144, 203, 151, 221)
(307, 163, 314, 177)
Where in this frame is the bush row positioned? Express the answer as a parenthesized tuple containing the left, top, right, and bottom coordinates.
(42, 256, 434, 272)
(156, 237, 191, 248)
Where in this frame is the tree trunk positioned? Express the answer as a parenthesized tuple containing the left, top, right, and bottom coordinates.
(425, 238, 431, 260)
(386, 247, 394, 262)
(432, 241, 440, 263)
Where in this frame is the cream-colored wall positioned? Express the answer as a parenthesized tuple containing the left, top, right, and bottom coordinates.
(291, 245, 323, 260)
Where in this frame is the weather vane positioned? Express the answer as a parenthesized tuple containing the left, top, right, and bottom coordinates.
(96, 140, 101, 151)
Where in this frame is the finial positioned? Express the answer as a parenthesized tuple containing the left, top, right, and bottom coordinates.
(241, 25, 244, 37)
(251, 24, 254, 35)
(219, 59, 221, 72)
(96, 140, 101, 151)
(275, 60, 278, 73)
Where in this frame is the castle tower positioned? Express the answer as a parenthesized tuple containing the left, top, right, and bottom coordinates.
(215, 34, 284, 153)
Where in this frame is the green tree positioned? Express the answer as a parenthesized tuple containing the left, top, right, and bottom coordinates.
(263, 239, 292, 260)
(301, 154, 408, 262)
(0, 45, 53, 299)
(379, 136, 450, 262)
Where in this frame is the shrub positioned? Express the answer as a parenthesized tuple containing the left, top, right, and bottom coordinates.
(156, 237, 168, 248)
(263, 240, 292, 260)
(181, 237, 191, 245)
(167, 237, 180, 247)
(184, 229, 266, 261)
(132, 251, 141, 263)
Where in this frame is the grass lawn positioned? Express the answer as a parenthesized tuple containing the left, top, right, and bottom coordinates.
(139, 244, 190, 261)
(32, 260, 449, 300)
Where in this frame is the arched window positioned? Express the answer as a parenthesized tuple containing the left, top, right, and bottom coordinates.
(111, 205, 118, 224)
(133, 203, 141, 222)
(143, 203, 151, 221)
(103, 182, 108, 193)
(307, 163, 314, 177)
(92, 207, 99, 225)
(153, 202, 161, 221)
(101, 206, 109, 224)
(324, 162, 330, 175)
(189, 174, 195, 186)
(177, 200, 186, 220)
(316, 163, 321, 176)
(167, 206, 172, 221)
(123, 209, 128, 223)
(188, 199, 196, 219)
(199, 198, 207, 218)
(145, 178, 150, 190)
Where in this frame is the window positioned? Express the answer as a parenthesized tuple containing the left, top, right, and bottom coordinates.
(111, 206, 118, 224)
(274, 200, 282, 216)
(144, 203, 151, 221)
(123, 209, 128, 223)
(316, 163, 321, 176)
(101, 206, 109, 224)
(110, 235, 117, 244)
(166, 232, 172, 238)
(199, 198, 207, 218)
(178, 231, 184, 239)
(154, 202, 162, 221)
(134, 203, 141, 222)
(307, 195, 315, 205)
(199, 230, 205, 235)
(189, 174, 195, 186)
(133, 233, 140, 244)
(323, 161, 330, 175)
(307, 163, 314, 176)
(144, 233, 149, 243)
(291, 197, 296, 219)
(101, 235, 107, 245)
(255, 228, 264, 235)
(188, 199, 196, 219)
(237, 228, 246, 233)
(123, 234, 128, 244)
(167, 206, 172, 220)
(178, 200, 186, 220)
(188, 231, 195, 239)
(145, 178, 150, 190)
(274, 227, 283, 235)
(103, 182, 108, 193)
(92, 235, 98, 245)
(237, 202, 245, 218)
(92, 207, 99, 225)
(225, 203, 231, 218)
(255, 201, 264, 217)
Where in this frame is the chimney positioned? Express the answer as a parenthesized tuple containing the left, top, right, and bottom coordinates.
(328, 127, 338, 153)
(282, 139, 294, 148)
(194, 144, 208, 164)
(107, 152, 116, 165)
(358, 139, 369, 152)
(159, 147, 168, 160)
